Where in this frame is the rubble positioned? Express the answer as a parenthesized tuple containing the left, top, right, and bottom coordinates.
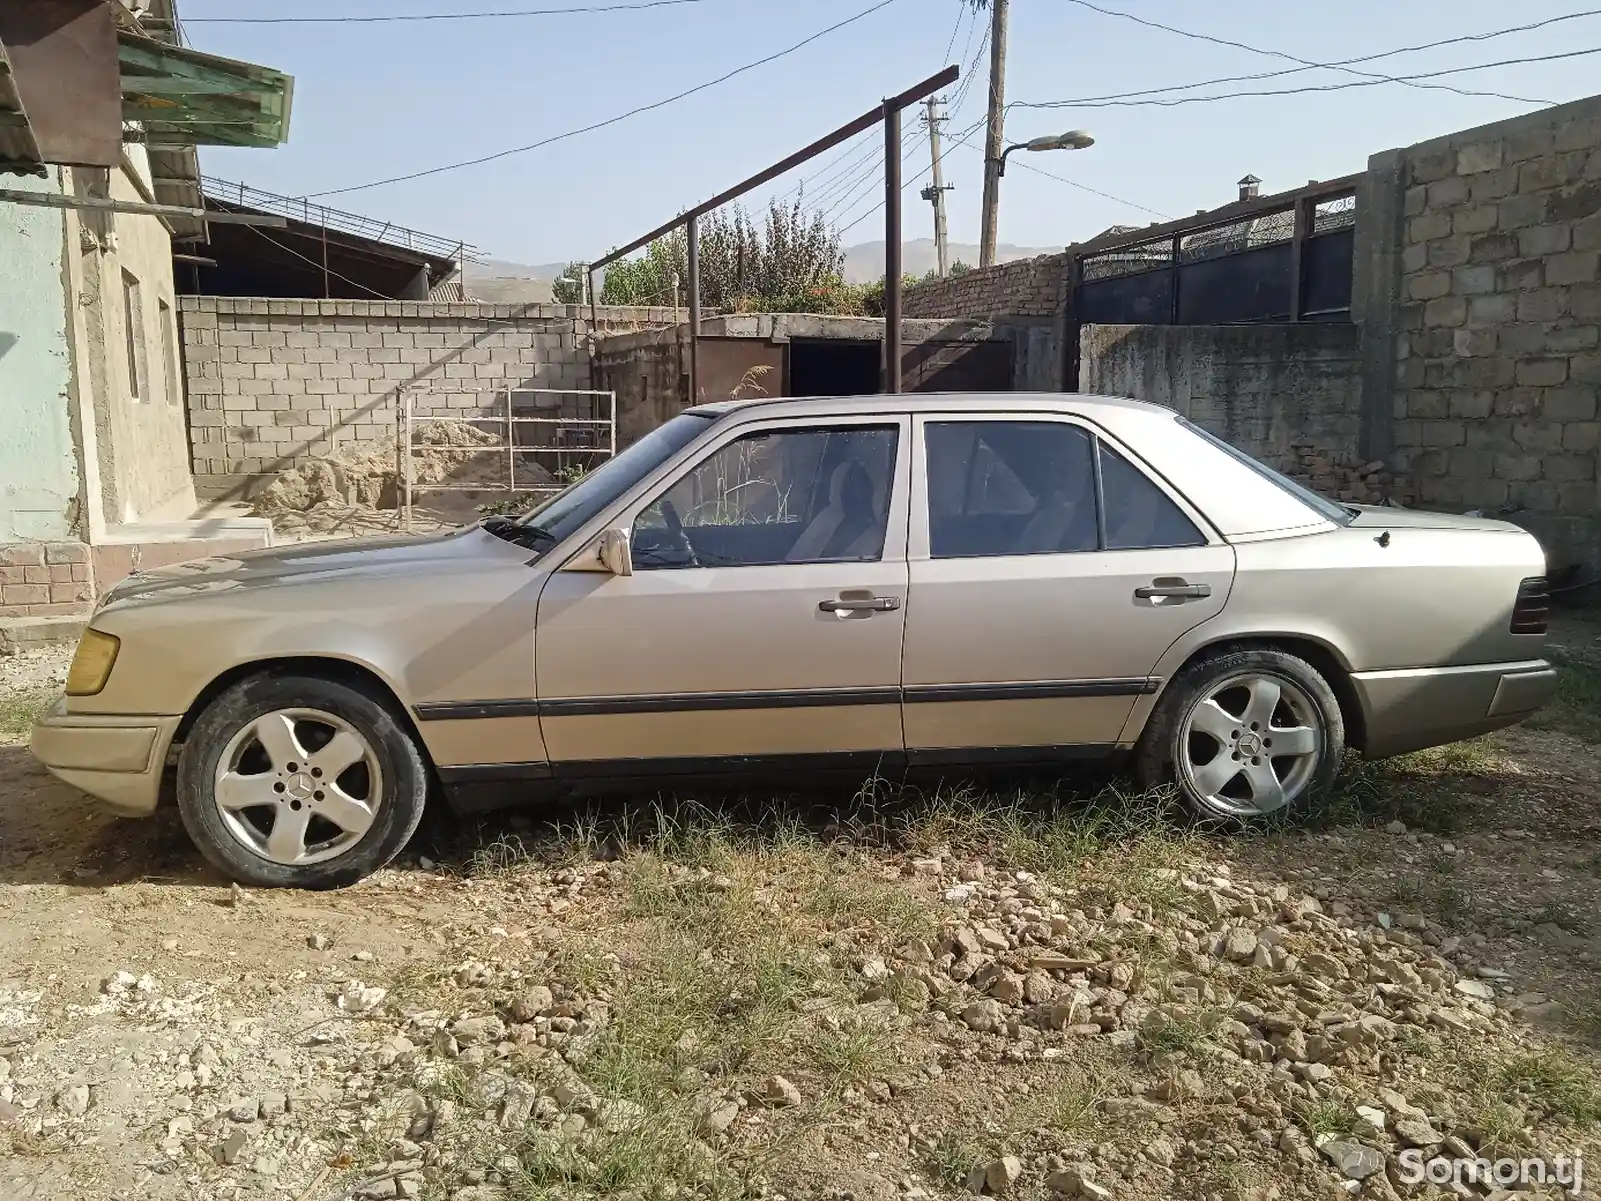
(1285, 444, 1413, 506)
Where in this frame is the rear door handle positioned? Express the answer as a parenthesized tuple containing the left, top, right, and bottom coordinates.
(819, 596, 901, 613)
(1134, 582, 1211, 599)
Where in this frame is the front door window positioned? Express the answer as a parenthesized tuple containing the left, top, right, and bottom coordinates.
(631, 425, 900, 569)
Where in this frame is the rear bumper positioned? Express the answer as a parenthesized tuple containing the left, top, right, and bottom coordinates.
(1352, 658, 1557, 758)
(28, 698, 181, 817)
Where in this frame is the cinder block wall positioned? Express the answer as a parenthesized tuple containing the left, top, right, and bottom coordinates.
(178, 298, 683, 500)
(902, 253, 1068, 319)
(1365, 94, 1601, 566)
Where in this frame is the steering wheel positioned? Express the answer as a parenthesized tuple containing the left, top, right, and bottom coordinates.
(658, 499, 699, 567)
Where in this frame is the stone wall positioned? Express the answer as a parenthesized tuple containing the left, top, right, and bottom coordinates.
(178, 298, 684, 500)
(902, 253, 1068, 320)
(1080, 323, 1366, 473)
(1363, 93, 1601, 566)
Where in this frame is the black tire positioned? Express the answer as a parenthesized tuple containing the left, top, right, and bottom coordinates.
(176, 673, 428, 888)
(1134, 647, 1345, 823)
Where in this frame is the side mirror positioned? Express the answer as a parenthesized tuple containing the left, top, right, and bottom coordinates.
(597, 527, 633, 577)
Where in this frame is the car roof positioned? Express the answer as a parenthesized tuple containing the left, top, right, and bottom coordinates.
(684, 389, 1338, 541)
(685, 391, 1174, 421)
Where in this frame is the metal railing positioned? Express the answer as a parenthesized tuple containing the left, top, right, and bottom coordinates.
(201, 176, 479, 264)
(399, 388, 617, 531)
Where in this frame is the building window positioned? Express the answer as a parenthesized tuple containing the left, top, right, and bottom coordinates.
(158, 298, 178, 406)
(121, 269, 146, 403)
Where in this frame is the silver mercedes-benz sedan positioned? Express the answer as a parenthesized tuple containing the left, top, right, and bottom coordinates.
(31, 392, 1556, 888)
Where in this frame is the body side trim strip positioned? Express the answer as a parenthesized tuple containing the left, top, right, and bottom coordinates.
(418, 678, 1160, 722)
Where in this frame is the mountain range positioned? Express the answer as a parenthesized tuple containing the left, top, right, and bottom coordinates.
(460, 238, 1060, 303)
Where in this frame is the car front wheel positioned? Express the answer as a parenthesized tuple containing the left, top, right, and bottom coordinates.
(1135, 647, 1345, 821)
(176, 673, 429, 888)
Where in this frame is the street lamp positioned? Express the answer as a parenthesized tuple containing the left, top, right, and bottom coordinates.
(997, 129, 1094, 177)
(981, 128, 1094, 267)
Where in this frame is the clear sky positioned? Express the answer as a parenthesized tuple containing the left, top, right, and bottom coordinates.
(185, 0, 1601, 266)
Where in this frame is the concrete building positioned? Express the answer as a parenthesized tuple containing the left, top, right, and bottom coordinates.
(0, 0, 292, 646)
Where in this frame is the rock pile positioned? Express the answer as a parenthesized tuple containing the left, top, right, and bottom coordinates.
(1284, 444, 1413, 507)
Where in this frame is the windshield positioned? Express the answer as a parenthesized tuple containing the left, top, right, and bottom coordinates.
(1178, 417, 1355, 526)
(513, 412, 714, 547)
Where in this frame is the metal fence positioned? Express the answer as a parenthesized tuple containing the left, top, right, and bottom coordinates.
(1073, 178, 1359, 330)
(399, 387, 617, 531)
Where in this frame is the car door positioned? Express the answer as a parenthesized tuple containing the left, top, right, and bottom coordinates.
(902, 411, 1236, 760)
(534, 413, 911, 775)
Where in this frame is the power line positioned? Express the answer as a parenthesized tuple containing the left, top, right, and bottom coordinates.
(835, 116, 983, 235)
(244, 224, 394, 302)
(814, 18, 988, 222)
(1012, 9, 1600, 110)
(1017, 45, 1601, 111)
(1008, 158, 1169, 219)
(943, 118, 1171, 219)
(939, 0, 969, 72)
(779, 3, 980, 209)
(188, 0, 726, 24)
(1051, 0, 1549, 106)
(303, 0, 902, 198)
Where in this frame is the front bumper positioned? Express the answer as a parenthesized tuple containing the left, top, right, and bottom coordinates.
(29, 697, 181, 817)
(1352, 658, 1558, 758)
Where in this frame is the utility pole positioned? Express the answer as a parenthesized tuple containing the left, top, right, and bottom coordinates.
(978, 0, 1009, 268)
(920, 96, 952, 278)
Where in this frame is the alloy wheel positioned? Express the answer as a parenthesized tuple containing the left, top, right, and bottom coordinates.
(212, 708, 384, 866)
(1177, 672, 1323, 817)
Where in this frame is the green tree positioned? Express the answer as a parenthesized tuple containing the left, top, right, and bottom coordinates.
(550, 262, 586, 305)
(599, 199, 857, 313)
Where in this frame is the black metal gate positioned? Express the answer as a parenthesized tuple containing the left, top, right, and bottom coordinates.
(1069, 178, 1358, 385)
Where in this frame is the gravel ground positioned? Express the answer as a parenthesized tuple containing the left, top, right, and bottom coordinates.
(0, 620, 1599, 1201)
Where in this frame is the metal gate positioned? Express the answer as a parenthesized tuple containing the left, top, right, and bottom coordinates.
(1067, 177, 1359, 389)
(399, 386, 616, 530)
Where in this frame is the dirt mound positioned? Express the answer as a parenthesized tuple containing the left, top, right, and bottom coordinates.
(252, 422, 509, 518)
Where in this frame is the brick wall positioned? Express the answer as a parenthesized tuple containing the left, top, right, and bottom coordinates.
(902, 253, 1068, 319)
(1371, 94, 1601, 564)
(0, 541, 94, 619)
(179, 298, 683, 500)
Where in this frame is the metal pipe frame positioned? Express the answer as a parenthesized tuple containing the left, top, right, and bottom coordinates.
(586, 64, 959, 399)
(0, 187, 289, 225)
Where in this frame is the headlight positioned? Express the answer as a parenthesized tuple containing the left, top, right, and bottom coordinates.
(65, 629, 121, 697)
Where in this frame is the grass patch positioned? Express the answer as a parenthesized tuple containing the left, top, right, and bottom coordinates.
(1293, 1098, 1359, 1140)
(1527, 659, 1601, 744)
(1007, 1061, 1122, 1140)
(1135, 1007, 1223, 1058)
(1453, 1046, 1601, 1151)
(1532, 901, 1591, 935)
(1304, 742, 1507, 834)
(0, 688, 52, 741)
(1381, 872, 1477, 930)
(923, 1128, 996, 1190)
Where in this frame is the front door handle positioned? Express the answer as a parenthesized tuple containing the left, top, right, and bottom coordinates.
(819, 596, 901, 613)
(1134, 581, 1211, 600)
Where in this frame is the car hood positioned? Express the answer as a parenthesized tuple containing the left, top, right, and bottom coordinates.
(1345, 505, 1527, 534)
(97, 525, 526, 611)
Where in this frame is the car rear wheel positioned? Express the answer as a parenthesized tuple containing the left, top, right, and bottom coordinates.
(176, 673, 428, 888)
(1135, 648, 1344, 821)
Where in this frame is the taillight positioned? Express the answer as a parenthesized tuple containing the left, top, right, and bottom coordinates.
(1510, 576, 1549, 635)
